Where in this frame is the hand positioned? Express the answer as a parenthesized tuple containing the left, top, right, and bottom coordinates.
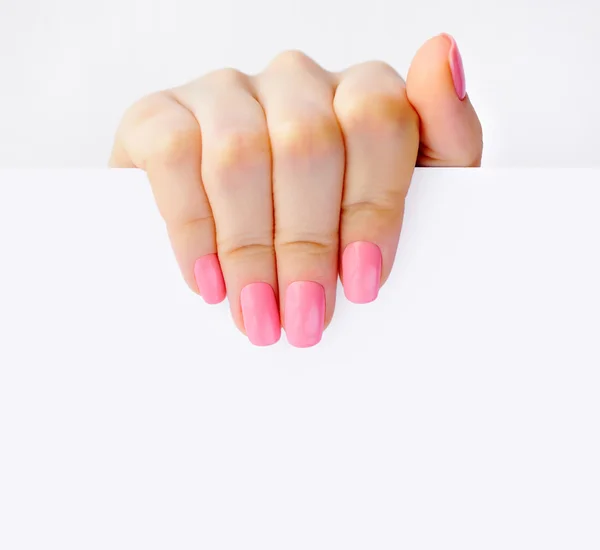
(109, 33, 483, 348)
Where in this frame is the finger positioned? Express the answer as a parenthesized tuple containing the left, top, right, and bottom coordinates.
(333, 62, 419, 303)
(406, 33, 483, 167)
(254, 52, 344, 348)
(174, 70, 280, 346)
(109, 92, 226, 304)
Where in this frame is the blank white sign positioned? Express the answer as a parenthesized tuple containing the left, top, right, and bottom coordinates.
(1, 168, 599, 549)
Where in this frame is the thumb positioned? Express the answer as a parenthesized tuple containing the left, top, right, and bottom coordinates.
(406, 33, 483, 167)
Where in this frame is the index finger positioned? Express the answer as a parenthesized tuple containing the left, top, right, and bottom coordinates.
(333, 61, 420, 303)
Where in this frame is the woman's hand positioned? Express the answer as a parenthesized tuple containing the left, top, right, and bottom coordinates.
(110, 33, 482, 347)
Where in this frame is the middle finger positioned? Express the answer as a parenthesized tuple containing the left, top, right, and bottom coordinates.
(254, 52, 344, 348)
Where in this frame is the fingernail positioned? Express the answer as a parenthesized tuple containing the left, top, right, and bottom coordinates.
(342, 241, 382, 304)
(444, 33, 466, 100)
(240, 283, 281, 346)
(284, 281, 325, 348)
(193, 254, 226, 304)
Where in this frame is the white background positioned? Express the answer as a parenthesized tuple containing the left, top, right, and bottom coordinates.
(1, 0, 599, 167)
(1, 168, 600, 548)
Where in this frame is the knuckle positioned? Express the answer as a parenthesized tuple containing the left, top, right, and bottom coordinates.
(276, 236, 337, 257)
(219, 242, 274, 263)
(362, 60, 397, 74)
(208, 129, 270, 175)
(342, 193, 404, 219)
(123, 92, 170, 126)
(202, 67, 248, 88)
(167, 213, 214, 236)
(120, 92, 200, 166)
(268, 49, 313, 71)
(335, 91, 418, 136)
(150, 123, 200, 165)
(271, 116, 342, 160)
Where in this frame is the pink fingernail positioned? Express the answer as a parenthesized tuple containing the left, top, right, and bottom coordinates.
(342, 241, 382, 304)
(193, 254, 226, 304)
(444, 33, 466, 101)
(240, 283, 281, 346)
(284, 281, 325, 348)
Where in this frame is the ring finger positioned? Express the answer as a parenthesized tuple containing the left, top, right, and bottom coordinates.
(174, 70, 281, 346)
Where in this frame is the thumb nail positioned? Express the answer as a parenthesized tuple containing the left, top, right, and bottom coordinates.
(443, 33, 466, 100)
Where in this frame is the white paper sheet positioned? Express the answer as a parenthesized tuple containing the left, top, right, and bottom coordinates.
(1, 168, 599, 549)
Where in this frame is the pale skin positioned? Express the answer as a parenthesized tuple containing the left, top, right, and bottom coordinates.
(109, 33, 483, 348)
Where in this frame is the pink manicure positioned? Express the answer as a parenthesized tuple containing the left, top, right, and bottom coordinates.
(240, 283, 281, 346)
(342, 241, 382, 304)
(284, 281, 325, 348)
(444, 33, 467, 101)
(193, 254, 226, 305)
